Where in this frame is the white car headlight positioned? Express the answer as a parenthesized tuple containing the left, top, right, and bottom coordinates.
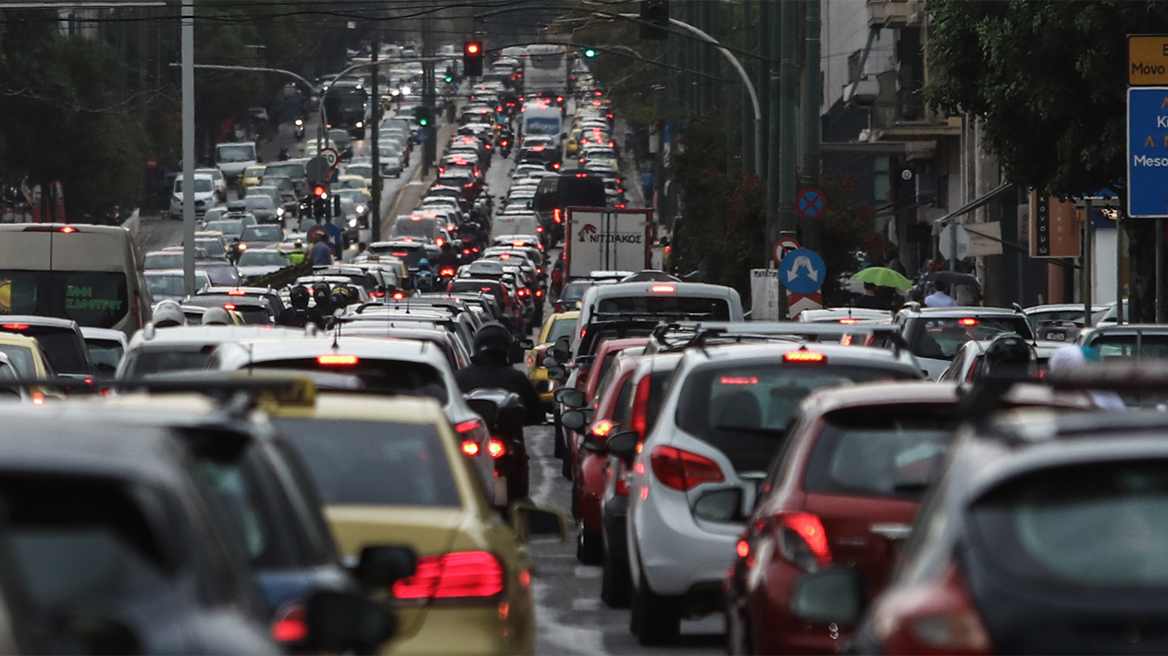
(276, 207, 286, 216)
(355, 205, 367, 214)
(356, 121, 364, 129)
(348, 218, 357, 227)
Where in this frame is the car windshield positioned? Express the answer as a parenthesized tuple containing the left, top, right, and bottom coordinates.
(237, 250, 287, 267)
(244, 196, 274, 210)
(546, 316, 576, 344)
(176, 178, 213, 193)
(123, 349, 214, 376)
(276, 419, 461, 507)
(204, 221, 243, 238)
(597, 295, 732, 320)
(675, 362, 920, 472)
(241, 226, 283, 242)
(909, 316, 1035, 360)
(86, 339, 123, 372)
(972, 459, 1168, 588)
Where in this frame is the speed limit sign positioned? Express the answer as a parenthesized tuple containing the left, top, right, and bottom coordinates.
(320, 147, 340, 169)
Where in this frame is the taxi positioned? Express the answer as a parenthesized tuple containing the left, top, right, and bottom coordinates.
(527, 310, 579, 408)
(336, 174, 372, 201)
(262, 387, 566, 654)
(0, 332, 53, 380)
(240, 165, 265, 195)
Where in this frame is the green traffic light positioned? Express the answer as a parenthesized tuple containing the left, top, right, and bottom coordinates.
(445, 76, 453, 83)
(419, 118, 429, 126)
(584, 48, 596, 58)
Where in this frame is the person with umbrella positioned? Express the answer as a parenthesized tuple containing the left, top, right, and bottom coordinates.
(851, 267, 912, 310)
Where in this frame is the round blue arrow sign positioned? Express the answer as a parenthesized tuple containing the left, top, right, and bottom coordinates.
(778, 248, 826, 295)
(796, 188, 827, 219)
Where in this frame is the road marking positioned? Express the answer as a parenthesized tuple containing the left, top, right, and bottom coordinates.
(574, 566, 601, 579)
(571, 598, 602, 612)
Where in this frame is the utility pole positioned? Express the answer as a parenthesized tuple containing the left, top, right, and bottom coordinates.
(422, 11, 436, 177)
(766, 0, 781, 273)
(370, 34, 382, 242)
(800, 0, 821, 252)
(181, 0, 196, 296)
(757, 0, 769, 183)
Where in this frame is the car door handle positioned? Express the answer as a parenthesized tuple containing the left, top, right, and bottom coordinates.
(870, 523, 913, 541)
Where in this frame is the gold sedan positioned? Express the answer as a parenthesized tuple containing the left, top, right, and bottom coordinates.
(527, 311, 579, 407)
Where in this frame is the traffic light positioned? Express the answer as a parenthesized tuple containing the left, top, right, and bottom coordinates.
(444, 65, 454, 83)
(583, 48, 596, 58)
(640, 0, 669, 40)
(414, 105, 433, 127)
(464, 41, 483, 77)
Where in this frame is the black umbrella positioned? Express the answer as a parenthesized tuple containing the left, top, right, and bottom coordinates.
(924, 270, 980, 286)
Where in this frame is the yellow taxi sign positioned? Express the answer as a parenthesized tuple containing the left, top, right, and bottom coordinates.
(227, 371, 318, 408)
(1130, 35, 1168, 86)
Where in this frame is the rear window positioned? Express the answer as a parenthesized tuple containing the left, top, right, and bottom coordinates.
(449, 280, 504, 307)
(803, 406, 960, 500)
(276, 420, 460, 507)
(909, 316, 1034, 360)
(254, 358, 448, 403)
(597, 295, 731, 320)
(971, 460, 1168, 588)
(392, 219, 438, 239)
(241, 226, 283, 242)
(675, 362, 919, 472)
(123, 349, 213, 376)
(6, 326, 88, 375)
(86, 339, 123, 372)
(0, 344, 36, 377)
(547, 316, 576, 344)
(144, 253, 182, 270)
(370, 245, 425, 268)
(1088, 334, 1168, 360)
(0, 270, 129, 330)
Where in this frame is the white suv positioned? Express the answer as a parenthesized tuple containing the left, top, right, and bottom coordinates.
(624, 341, 923, 644)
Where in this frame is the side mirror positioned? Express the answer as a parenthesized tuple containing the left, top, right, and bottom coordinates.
(56, 613, 140, 655)
(353, 545, 416, 588)
(305, 591, 396, 653)
(510, 502, 568, 544)
(547, 366, 567, 381)
(548, 347, 570, 363)
(543, 357, 559, 369)
(554, 388, 586, 408)
(518, 338, 534, 349)
(607, 430, 639, 459)
(789, 568, 866, 627)
(560, 409, 587, 431)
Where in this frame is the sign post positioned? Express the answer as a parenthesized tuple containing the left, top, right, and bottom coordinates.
(777, 247, 825, 318)
(1128, 37, 1168, 322)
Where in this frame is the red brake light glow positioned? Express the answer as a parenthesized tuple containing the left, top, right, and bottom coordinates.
(631, 375, 651, 438)
(222, 303, 236, 310)
(650, 445, 724, 491)
(227, 289, 246, 296)
(317, 354, 358, 365)
(779, 512, 832, 568)
(270, 604, 308, 643)
(719, 377, 759, 385)
(1, 324, 30, 330)
(784, 350, 826, 363)
(461, 440, 481, 457)
(487, 438, 506, 458)
(737, 540, 750, 558)
(838, 318, 859, 324)
(650, 285, 675, 293)
(392, 551, 504, 600)
(590, 419, 614, 438)
(392, 292, 404, 299)
(958, 318, 980, 326)
(60, 226, 76, 233)
(440, 267, 456, 277)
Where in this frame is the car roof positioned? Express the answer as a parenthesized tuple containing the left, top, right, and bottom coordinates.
(80, 327, 128, 343)
(682, 340, 920, 372)
(0, 332, 44, 349)
(0, 315, 79, 330)
(800, 381, 960, 417)
(589, 281, 735, 299)
(127, 325, 302, 350)
(214, 336, 439, 367)
(903, 306, 1025, 318)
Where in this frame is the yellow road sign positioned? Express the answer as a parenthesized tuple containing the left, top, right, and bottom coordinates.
(1130, 35, 1168, 86)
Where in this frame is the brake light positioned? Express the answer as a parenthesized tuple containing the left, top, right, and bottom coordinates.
(784, 350, 826, 363)
(839, 317, 859, 324)
(719, 377, 758, 385)
(553, 163, 560, 170)
(535, 289, 543, 297)
(650, 285, 675, 293)
(576, 173, 587, 178)
(32, 392, 44, 405)
(630, 375, 651, 438)
(60, 225, 76, 233)
(223, 303, 236, 310)
(440, 267, 456, 277)
(393, 292, 404, 299)
(958, 318, 980, 326)
(1, 324, 30, 330)
(270, 603, 308, 643)
(23, 225, 79, 233)
(227, 289, 246, 296)
(873, 563, 993, 655)
(775, 512, 832, 571)
(649, 445, 723, 491)
(737, 540, 750, 558)
(512, 241, 525, 247)
(461, 440, 481, 456)
(487, 438, 506, 458)
(392, 551, 505, 600)
(554, 208, 562, 224)
(590, 419, 614, 438)
(317, 354, 358, 365)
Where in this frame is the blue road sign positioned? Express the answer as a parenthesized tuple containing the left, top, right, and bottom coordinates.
(1128, 87, 1168, 217)
(327, 168, 339, 183)
(796, 188, 827, 219)
(778, 248, 826, 296)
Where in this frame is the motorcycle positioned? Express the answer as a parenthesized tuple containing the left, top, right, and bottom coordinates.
(464, 389, 530, 509)
(293, 117, 305, 141)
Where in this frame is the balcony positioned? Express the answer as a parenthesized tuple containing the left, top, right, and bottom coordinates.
(867, 0, 921, 28)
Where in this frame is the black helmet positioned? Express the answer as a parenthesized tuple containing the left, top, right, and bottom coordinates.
(331, 285, 352, 307)
(473, 322, 512, 359)
(979, 333, 1033, 379)
(289, 285, 310, 310)
(312, 282, 331, 305)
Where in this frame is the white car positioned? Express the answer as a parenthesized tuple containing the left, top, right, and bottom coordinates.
(170, 173, 218, 220)
(195, 167, 227, 202)
(623, 341, 923, 644)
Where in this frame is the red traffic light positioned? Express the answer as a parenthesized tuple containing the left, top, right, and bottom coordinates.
(313, 186, 325, 197)
(465, 42, 481, 55)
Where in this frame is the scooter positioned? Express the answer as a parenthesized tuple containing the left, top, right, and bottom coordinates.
(294, 117, 305, 141)
(464, 389, 530, 509)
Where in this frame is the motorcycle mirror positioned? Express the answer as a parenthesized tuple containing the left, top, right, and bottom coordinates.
(518, 339, 534, 349)
(554, 388, 586, 409)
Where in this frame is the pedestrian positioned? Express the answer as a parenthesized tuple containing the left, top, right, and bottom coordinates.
(624, 129, 634, 155)
(357, 241, 368, 254)
(854, 283, 887, 310)
(924, 280, 958, 307)
(310, 231, 332, 266)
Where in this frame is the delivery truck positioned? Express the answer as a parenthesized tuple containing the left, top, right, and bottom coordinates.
(564, 208, 653, 278)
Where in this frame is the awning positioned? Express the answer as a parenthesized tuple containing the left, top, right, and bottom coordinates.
(932, 182, 1014, 224)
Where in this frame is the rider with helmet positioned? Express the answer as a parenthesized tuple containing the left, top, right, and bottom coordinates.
(415, 259, 435, 293)
(278, 284, 314, 327)
(456, 322, 543, 425)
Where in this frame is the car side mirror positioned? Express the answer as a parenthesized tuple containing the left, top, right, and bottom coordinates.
(547, 366, 567, 381)
(57, 613, 140, 655)
(554, 388, 586, 408)
(353, 545, 416, 588)
(607, 430, 638, 459)
(548, 346, 570, 363)
(510, 501, 568, 544)
(518, 338, 534, 349)
(305, 591, 396, 653)
(560, 409, 587, 431)
(789, 568, 866, 627)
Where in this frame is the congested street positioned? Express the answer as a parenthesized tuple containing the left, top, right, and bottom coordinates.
(6, 1, 1168, 655)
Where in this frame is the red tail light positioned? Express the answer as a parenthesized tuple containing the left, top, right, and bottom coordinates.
(392, 551, 505, 600)
(775, 512, 832, 571)
(650, 285, 675, 293)
(487, 438, 506, 458)
(455, 418, 489, 454)
(958, 318, 980, 326)
(590, 419, 614, 438)
(1, 324, 30, 330)
(440, 267, 456, 277)
(227, 289, 246, 296)
(784, 350, 826, 363)
(317, 354, 358, 365)
(270, 603, 308, 643)
(873, 563, 993, 655)
(630, 375, 651, 438)
(461, 440, 481, 456)
(393, 292, 405, 299)
(649, 445, 723, 491)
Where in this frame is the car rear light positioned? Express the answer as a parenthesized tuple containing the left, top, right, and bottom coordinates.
(630, 375, 651, 438)
(590, 419, 614, 438)
(838, 317, 859, 324)
(873, 563, 993, 655)
(1, 324, 30, 330)
(440, 267, 456, 277)
(31, 391, 45, 405)
(461, 440, 481, 456)
(393, 292, 404, 299)
(720, 376, 758, 385)
(487, 438, 506, 458)
(576, 173, 588, 178)
(650, 285, 675, 293)
(535, 289, 543, 297)
(553, 163, 560, 170)
(958, 318, 980, 326)
(784, 350, 826, 363)
(554, 208, 562, 224)
(270, 602, 308, 643)
(392, 551, 505, 601)
(223, 303, 236, 310)
(649, 445, 723, 491)
(318, 354, 358, 365)
(227, 289, 246, 296)
(22, 225, 78, 233)
(736, 539, 750, 558)
(774, 512, 832, 571)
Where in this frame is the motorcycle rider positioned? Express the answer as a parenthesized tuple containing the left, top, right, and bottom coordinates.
(277, 284, 313, 327)
(456, 323, 543, 425)
(415, 258, 435, 293)
(308, 281, 334, 328)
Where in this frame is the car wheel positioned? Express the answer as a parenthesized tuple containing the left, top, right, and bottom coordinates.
(600, 535, 631, 608)
(632, 566, 680, 645)
(576, 525, 602, 565)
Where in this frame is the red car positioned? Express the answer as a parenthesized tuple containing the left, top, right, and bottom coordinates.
(571, 348, 643, 564)
(725, 382, 964, 655)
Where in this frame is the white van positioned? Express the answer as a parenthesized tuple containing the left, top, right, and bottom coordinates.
(214, 141, 258, 184)
(169, 173, 217, 221)
(0, 223, 152, 337)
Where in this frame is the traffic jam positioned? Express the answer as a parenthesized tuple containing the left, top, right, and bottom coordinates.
(0, 7, 1165, 656)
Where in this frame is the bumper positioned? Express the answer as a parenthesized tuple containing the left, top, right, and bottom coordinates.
(631, 482, 741, 596)
(387, 605, 528, 655)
